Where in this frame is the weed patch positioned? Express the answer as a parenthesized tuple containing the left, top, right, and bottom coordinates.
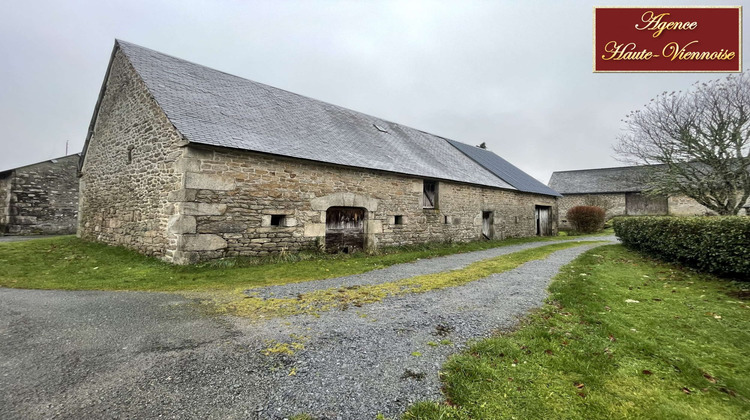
(219, 242, 593, 319)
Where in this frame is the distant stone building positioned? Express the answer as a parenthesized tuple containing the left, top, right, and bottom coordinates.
(548, 165, 733, 228)
(78, 40, 560, 264)
(0, 154, 80, 235)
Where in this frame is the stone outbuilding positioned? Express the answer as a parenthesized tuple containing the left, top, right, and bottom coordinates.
(0, 154, 80, 235)
(548, 165, 728, 228)
(78, 40, 561, 264)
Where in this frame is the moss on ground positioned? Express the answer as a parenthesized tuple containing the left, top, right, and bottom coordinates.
(217, 242, 595, 319)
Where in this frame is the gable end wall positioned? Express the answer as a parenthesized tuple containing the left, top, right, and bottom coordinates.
(78, 48, 185, 259)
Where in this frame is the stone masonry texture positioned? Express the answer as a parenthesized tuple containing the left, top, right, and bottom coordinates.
(167, 146, 557, 264)
(79, 48, 559, 264)
(0, 154, 80, 235)
(557, 193, 719, 229)
(78, 49, 185, 259)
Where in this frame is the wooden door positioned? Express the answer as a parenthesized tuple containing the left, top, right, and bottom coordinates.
(325, 207, 365, 253)
(626, 193, 668, 215)
(535, 206, 552, 236)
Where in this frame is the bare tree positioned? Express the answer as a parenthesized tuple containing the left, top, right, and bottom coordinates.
(615, 73, 750, 215)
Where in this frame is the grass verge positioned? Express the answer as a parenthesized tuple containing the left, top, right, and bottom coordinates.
(0, 235, 597, 292)
(403, 245, 750, 420)
(219, 241, 595, 319)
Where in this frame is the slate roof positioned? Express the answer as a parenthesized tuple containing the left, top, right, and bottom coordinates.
(88, 40, 559, 196)
(0, 153, 81, 175)
(548, 165, 661, 194)
(448, 140, 561, 197)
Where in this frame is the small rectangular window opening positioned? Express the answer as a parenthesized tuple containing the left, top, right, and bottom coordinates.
(444, 215, 449, 224)
(270, 214, 286, 226)
(423, 180, 437, 209)
(127, 145, 135, 164)
(394, 215, 403, 225)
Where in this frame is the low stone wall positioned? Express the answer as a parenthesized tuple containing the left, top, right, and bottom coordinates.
(168, 146, 558, 263)
(1, 155, 80, 235)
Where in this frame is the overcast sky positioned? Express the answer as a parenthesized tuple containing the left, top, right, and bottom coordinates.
(0, 0, 746, 183)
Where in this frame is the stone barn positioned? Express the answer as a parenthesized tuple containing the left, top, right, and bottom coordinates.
(0, 154, 80, 235)
(78, 40, 560, 264)
(548, 165, 730, 228)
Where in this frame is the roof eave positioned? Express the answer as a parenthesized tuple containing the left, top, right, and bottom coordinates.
(78, 41, 121, 175)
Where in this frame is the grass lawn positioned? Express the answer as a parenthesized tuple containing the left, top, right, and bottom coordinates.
(0, 234, 600, 292)
(404, 245, 750, 420)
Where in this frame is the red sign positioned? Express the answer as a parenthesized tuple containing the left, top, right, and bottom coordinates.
(594, 7, 742, 72)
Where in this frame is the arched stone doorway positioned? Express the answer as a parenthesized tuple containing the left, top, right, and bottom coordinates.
(309, 192, 381, 253)
(325, 207, 365, 253)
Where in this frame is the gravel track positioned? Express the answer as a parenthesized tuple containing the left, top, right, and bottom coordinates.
(238, 240, 614, 419)
(1, 237, 615, 420)
(247, 236, 615, 299)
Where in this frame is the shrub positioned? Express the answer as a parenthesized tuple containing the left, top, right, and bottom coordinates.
(566, 206, 606, 233)
(613, 216, 750, 278)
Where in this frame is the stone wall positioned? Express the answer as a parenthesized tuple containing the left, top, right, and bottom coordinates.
(79, 47, 558, 264)
(78, 48, 185, 258)
(0, 155, 80, 235)
(557, 193, 626, 229)
(0, 172, 13, 232)
(557, 192, 723, 227)
(668, 195, 717, 216)
(168, 146, 558, 263)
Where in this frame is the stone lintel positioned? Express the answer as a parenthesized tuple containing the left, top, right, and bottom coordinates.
(310, 192, 378, 212)
(260, 209, 295, 215)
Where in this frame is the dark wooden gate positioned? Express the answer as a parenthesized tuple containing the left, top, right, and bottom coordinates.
(625, 193, 668, 215)
(325, 207, 365, 253)
(482, 211, 494, 239)
(535, 206, 552, 236)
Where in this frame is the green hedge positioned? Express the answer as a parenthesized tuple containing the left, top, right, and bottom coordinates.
(613, 216, 750, 279)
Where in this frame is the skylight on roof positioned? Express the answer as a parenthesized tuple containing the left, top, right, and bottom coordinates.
(373, 123, 388, 133)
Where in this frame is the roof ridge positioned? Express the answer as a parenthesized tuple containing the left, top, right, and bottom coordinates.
(0, 153, 80, 174)
(446, 139, 561, 197)
(550, 163, 666, 174)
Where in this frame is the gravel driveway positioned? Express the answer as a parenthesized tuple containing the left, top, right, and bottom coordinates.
(1, 237, 614, 419)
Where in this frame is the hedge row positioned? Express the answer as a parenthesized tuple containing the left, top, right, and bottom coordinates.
(613, 216, 750, 279)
